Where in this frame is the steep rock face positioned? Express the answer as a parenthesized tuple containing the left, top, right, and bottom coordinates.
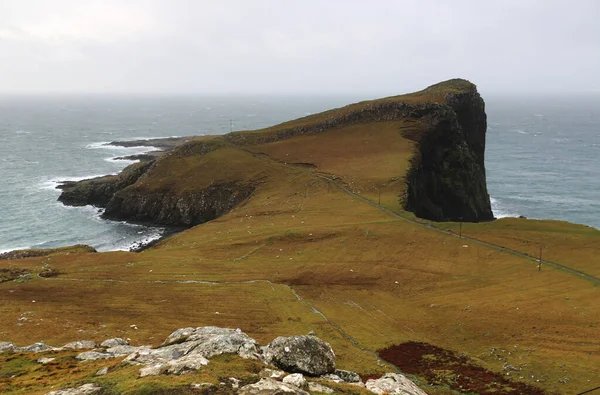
(403, 80, 493, 222)
(102, 181, 254, 226)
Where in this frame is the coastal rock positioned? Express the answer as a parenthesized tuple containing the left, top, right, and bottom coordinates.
(106, 344, 149, 356)
(403, 79, 493, 222)
(37, 357, 56, 364)
(102, 181, 255, 227)
(58, 161, 153, 207)
(365, 373, 427, 395)
(63, 340, 97, 349)
(238, 378, 309, 395)
(263, 335, 336, 376)
(45, 383, 102, 395)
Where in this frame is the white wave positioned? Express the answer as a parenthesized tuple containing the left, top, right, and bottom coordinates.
(0, 246, 30, 254)
(39, 174, 115, 191)
(491, 197, 520, 218)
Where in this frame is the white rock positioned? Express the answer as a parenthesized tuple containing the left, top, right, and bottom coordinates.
(238, 378, 309, 394)
(0, 342, 16, 352)
(307, 382, 334, 393)
(334, 369, 362, 383)
(37, 357, 56, 364)
(106, 344, 149, 356)
(283, 373, 307, 389)
(63, 340, 97, 350)
(45, 383, 102, 395)
(19, 342, 57, 353)
(320, 373, 343, 383)
(259, 368, 286, 380)
(75, 351, 114, 361)
(366, 373, 427, 395)
(139, 363, 168, 377)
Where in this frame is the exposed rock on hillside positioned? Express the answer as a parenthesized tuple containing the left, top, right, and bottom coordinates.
(263, 335, 336, 376)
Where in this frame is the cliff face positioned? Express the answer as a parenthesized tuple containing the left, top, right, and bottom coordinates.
(103, 181, 255, 226)
(403, 80, 493, 222)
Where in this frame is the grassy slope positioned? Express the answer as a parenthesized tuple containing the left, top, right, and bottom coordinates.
(1, 81, 599, 394)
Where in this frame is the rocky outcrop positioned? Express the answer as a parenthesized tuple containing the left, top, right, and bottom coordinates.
(262, 335, 336, 377)
(58, 161, 153, 207)
(402, 80, 493, 222)
(6, 326, 428, 394)
(102, 181, 255, 226)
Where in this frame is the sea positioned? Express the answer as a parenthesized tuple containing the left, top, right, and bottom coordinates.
(0, 94, 598, 253)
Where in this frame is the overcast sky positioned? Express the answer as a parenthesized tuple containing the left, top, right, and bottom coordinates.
(0, 0, 598, 95)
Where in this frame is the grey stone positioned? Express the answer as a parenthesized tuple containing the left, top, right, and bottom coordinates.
(283, 373, 307, 389)
(307, 382, 334, 393)
(320, 373, 343, 383)
(334, 369, 362, 383)
(238, 378, 309, 394)
(263, 335, 335, 376)
(0, 342, 16, 352)
(162, 327, 195, 345)
(366, 373, 427, 395)
(106, 344, 149, 356)
(20, 342, 56, 353)
(95, 367, 109, 376)
(76, 351, 114, 361)
(63, 340, 97, 350)
(139, 363, 168, 377)
(100, 338, 128, 348)
(45, 383, 102, 395)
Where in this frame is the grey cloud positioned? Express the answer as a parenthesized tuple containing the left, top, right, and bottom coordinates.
(0, 0, 598, 95)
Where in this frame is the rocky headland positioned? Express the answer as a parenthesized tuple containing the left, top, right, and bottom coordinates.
(57, 79, 493, 229)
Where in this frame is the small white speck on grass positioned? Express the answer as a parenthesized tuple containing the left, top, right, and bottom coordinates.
(215, 312, 220, 315)
(462, 245, 469, 248)
(32, 300, 36, 303)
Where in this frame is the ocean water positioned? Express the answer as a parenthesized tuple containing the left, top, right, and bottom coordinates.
(0, 94, 598, 253)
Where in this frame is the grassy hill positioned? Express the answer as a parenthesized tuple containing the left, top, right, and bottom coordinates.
(1, 80, 599, 394)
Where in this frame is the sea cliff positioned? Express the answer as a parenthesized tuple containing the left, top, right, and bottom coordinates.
(58, 79, 493, 227)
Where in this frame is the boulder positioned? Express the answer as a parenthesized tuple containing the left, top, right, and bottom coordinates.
(63, 340, 97, 350)
(100, 338, 128, 348)
(238, 378, 309, 395)
(263, 335, 335, 376)
(45, 383, 102, 395)
(283, 373, 307, 389)
(366, 373, 427, 395)
(307, 382, 334, 393)
(76, 351, 114, 361)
